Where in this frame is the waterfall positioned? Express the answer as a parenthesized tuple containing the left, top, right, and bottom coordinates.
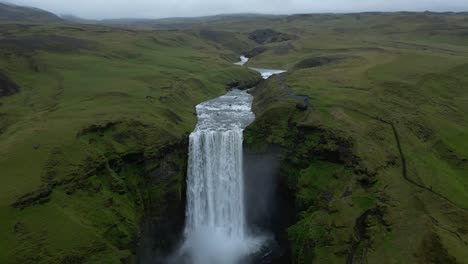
(234, 55, 249, 66)
(174, 89, 262, 264)
(166, 60, 288, 264)
(186, 129, 246, 238)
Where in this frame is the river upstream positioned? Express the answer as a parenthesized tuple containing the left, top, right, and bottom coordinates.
(171, 57, 286, 264)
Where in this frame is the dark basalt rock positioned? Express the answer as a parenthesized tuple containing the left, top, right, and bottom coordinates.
(137, 141, 188, 264)
(296, 102, 308, 111)
(0, 73, 20, 97)
(11, 187, 52, 209)
(76, 121, 122, 137)
(346, 206, 389, 264)
(248, 29, 296, 44)
(293, 56, 343, 70)
(226, 76, 262, 90)
(243, 46, 267, 58)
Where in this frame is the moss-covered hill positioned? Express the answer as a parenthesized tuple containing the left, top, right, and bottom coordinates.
(0, 22, 259, 263)
(239, 12, 468, 264)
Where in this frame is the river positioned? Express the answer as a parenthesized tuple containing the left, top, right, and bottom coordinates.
(171, 56, 286, 264)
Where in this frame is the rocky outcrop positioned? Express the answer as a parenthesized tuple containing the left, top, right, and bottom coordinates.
(293, 56, 343, 70)
(346, 206, 390, 264)
(0, 73, 19, 97)
(248, 29, 296, 44)
(137, 140, 188, 264)
(11, 187, 52, 209)
(243, 46, 267, 58)
(76, 121, 122, 137)
(226, 75, 262, 90)
(295, 102, 308, 111)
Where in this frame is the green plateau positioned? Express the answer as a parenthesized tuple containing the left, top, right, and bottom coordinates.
(0, 4, 467, 264)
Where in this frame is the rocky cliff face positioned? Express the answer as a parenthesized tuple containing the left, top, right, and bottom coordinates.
(137, 141, 188, 264)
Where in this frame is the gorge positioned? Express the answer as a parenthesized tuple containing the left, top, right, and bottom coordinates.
(170, 59, 288, 263)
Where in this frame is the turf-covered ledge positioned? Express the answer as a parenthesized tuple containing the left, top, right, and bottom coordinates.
(9, 119, 189, 263)
(226, 71, 263, 90)
(243, 74, 392, 264)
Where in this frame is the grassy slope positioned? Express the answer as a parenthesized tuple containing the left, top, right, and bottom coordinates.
(0, 23, 258, 263)
(234, 13, 468, 263)
(1, 11, 468, 264)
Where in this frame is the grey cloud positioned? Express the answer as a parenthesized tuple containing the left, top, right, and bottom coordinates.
(4, 0, 468, 19)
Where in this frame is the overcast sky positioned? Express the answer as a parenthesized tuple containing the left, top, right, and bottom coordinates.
(4, 0, 468, 19)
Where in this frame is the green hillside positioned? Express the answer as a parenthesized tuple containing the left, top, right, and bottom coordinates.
(0, 23, 258, 263)
(0, 7, 467, 264)
(240, 12, 468, 264)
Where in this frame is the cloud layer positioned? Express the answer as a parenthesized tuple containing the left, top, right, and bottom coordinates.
(5, 0, 468, 19)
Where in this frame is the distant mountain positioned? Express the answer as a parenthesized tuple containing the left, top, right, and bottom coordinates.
(0, 2, 62, 23)
(59, 14, 96, 24)
(57, 13, 284, 30)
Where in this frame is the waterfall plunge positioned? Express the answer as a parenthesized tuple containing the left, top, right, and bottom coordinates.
(174, 89, 263, 264)
(186, 130, 246, 237)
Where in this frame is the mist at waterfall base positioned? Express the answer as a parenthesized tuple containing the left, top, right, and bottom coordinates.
(243, 146, 289, 244)
(168, 89, 277, 264)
